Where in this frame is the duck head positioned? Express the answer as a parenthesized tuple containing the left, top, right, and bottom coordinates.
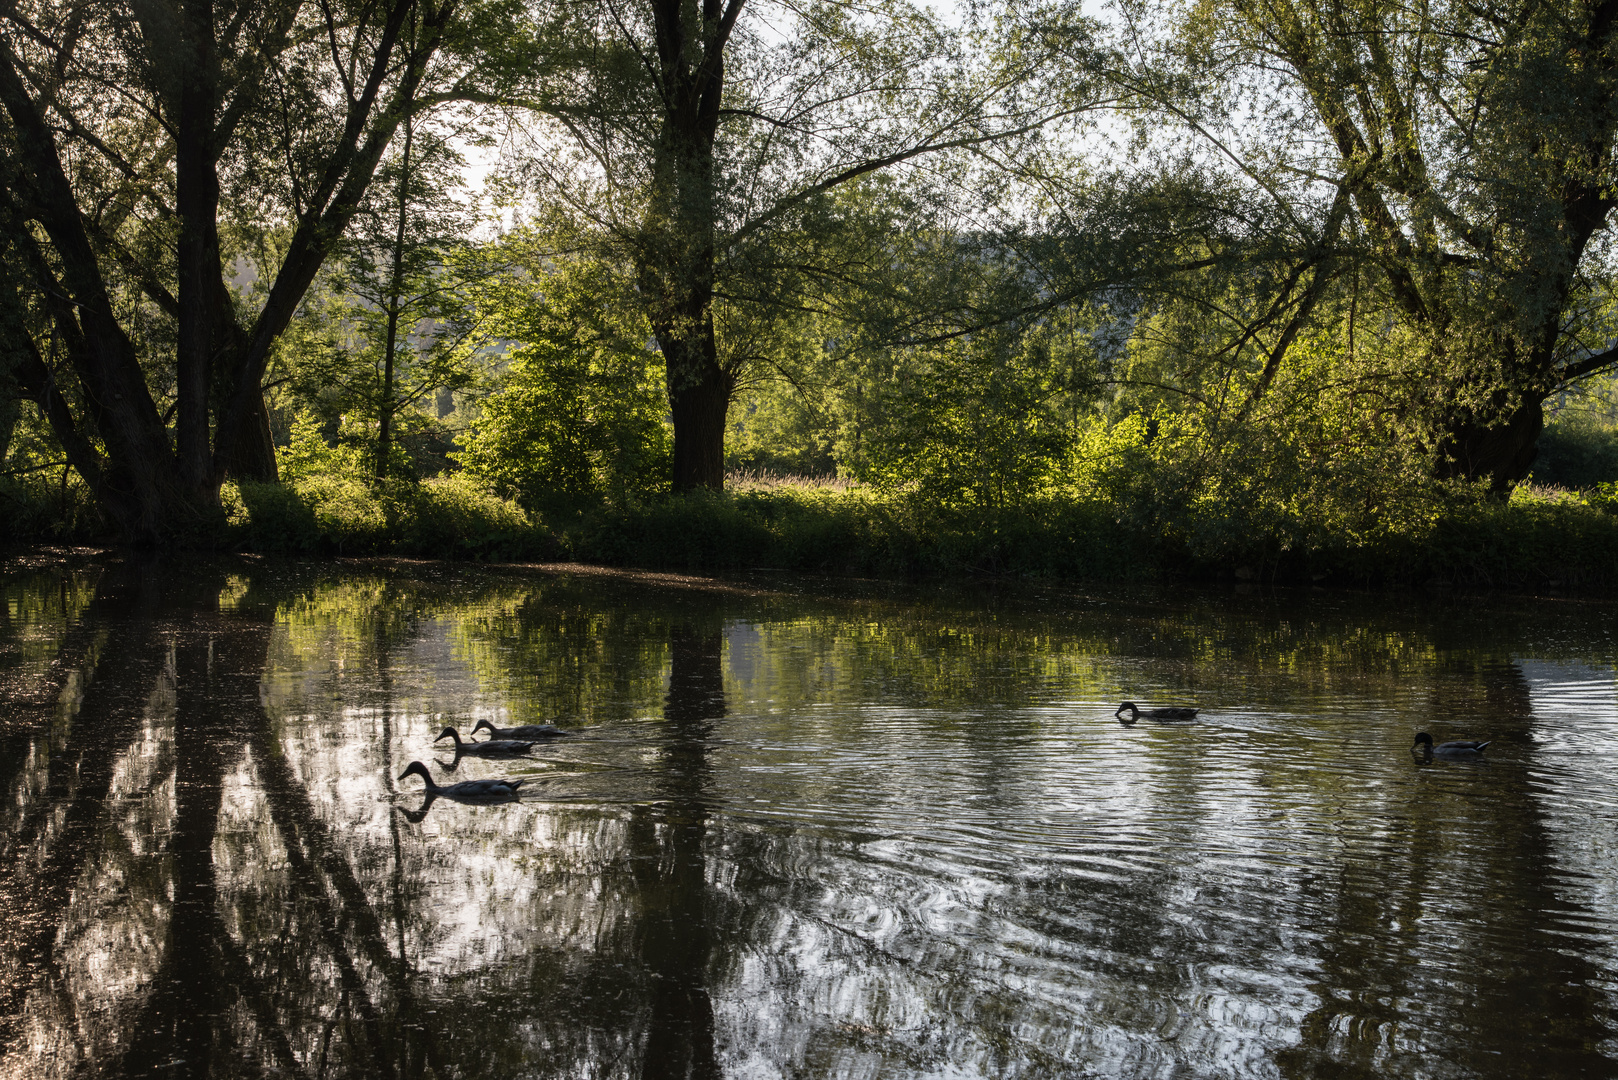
(1412, 732, 1434, 749)
(471, 718, 496, 737)
(398, 761, 434, 785)
(435, 726, 463, 746)
(1115, 701, 1141, 721)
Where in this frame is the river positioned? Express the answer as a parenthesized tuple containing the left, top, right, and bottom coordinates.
(1, 553, 1614, 1078)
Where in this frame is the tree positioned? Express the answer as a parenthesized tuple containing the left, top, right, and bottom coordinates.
(483, 0, 1105, 490)
(455, 250, 672, 507)
(0, 0, 472, 540)
(335, 107, 480, 479)
(1132, 0, 1618, 490)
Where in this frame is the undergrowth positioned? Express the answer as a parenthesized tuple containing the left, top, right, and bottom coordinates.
(7, 446, 1617, 588)
(201, 470, 1618, 588)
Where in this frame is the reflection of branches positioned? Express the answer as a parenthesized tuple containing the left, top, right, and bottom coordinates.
(1279, 658, 1608, 1078)
(249, 719, 449, 1078)
(252, 739, 408, 1074)
(124, 626, 237, 1073)
(0, 594, 168, 1036)
(382, 644, 410, 962)
(216, 931, 305, 1076)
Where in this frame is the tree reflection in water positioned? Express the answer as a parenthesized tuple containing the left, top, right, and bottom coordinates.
(1280, 657, 1610, 1080)
(634, 621, 725, 1080)
(120, 599, 270, 1078)
(0, 560, 451, 1078)
(0, 560, 213, 1073)
(4, 557, 1618, 1079)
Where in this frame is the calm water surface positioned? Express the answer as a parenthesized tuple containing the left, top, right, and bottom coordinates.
(2, 554, 1617, 1079)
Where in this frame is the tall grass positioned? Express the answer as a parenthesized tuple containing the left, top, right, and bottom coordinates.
(548, 481, 1618, 587)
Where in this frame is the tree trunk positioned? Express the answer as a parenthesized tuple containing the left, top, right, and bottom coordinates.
(0, 0, 446, 542)
(174, 0, 223, 504)
(0, 40, 215, 541)
(378, 314, 399, 481)
(664, 332, 733, 491)
(0, 372, 17, 461)
(1433, 397, 1545, 495)
(642, 191, 733, 491)
(1427, 333, 1551, 495)
(639, 0, 741, 493)
(218, 387, 281, 483)
(377, 115, 414, 482)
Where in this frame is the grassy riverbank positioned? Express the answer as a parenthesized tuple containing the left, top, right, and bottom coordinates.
(9, 467, 1618, 588)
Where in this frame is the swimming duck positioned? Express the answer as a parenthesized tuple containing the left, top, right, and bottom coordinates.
(472, 718, 570, 740)
(1115, 701, 1200, 723)
(398, 761, 525, 801)
(435, 726, 535, 755)
(1413, 732, 1490, 757)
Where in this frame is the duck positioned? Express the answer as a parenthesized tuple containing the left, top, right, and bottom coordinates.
(434, 725, 535, 755)
(1115, 701, 1200, 723)
(472, 718, 570, 740)
(398, 761, 525, 801)
(1413, 732, 1490, 757)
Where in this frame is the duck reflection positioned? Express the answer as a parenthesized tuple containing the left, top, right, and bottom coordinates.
(14, 557, 1618, 1079)
(471, 717, 572, 740)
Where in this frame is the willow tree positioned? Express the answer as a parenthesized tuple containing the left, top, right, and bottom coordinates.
(484, 0, 1105, 490)
(1137, 0, 1618, 490)
(0, 0, 485, 541)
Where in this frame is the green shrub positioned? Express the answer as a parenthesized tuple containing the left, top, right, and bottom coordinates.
(1422, 491, 1618, 586)
(0, 405, 108, 544)
(0, 466, 106, 544)
(227, 471, 561, 561)
(401, 474, 552, 560)
(455, 257, 671, 509)
(1531, 412, 1618, 489)
(554, 482, 1152, 579)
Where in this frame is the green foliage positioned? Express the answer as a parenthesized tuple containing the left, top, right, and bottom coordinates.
(455, 254, 671, 508)
(1531, 411, 1618, 490)
(1135, 0, 1618, 487)
(1084, 327, 1447, 570)
(269, 251, 482, 482)
(545, 475, 1618, 587)
(1421, 492, 1618, 587)
(719, 293, 1463, 581)
(0, 407, 105, 543)
(845, 315, 1097, 513)
(228, 411, 550, 558)
(724, 389, 839, 477)
(278, 413, 370, 484)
